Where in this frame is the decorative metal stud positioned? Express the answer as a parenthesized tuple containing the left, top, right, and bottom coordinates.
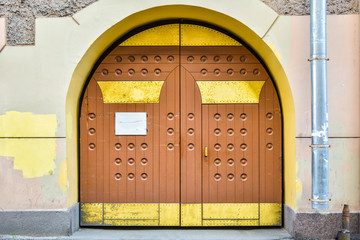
(228, 158, 234, 166)
(141, 158, 148, 165)
(228, 173, 235, 181)
(128, 173, 135, 180)
(115, 69, 122, 76)
(266, 143, 273, 150)
(167, 128, 174, 135)
(240, 113, 247, 121)
(240, 143, 247, 151)
(214, 113, 221, 121)
(167, 113, 174, 120)
(253, 68, 260, 75)
(213, 55, 220, 62)
(115, 173, 122, 180)
(128, 158, 135, 165)
(227, 69, 234, 76)
(141, 69, 148, 76)
(188, 128, 195, 136)
(266, 128, 273, 135)
(167, 143, 174, 150)
(88, 128, 96, 135)
(141, 173, 148, 180)
(214, 158, 221, 166)
(128, 56, 135, 62)
(214, 68, 221, 76)
(154, 55, 161, 63)
(266, 112, 273, 120)
(227, 128, 234, 136)
(227, 113, 234, 121)
(141, 56, 148, 62)
(214, 128, 221, 136)
(88, 143, 95, 150)
(128, 143, 135, 150)
(241, 173, 247, 181)
(188, 143, 195, 151)
(128, 69, 135, 76)
(240, 68, 247, 76)
(101, 69, 109, 75)
(227, 144, 234, 151)
(167, 55, 174, 63)
(154, 68, 161, 76)
(240, 55, 247, 63)
(200, 56, 207, 62)
(227, 55, 233, 62)
(214, 173, 221, 181)
(240, 128, 247, 136)
(115, 56, 122, 62)
(115, 158, 121, 165)
(214, 143, 221, 151)
(201, 69, 207, 76)
(187, 56, 194, 63)
(188, 113, 195, 120)
(141, 143, 148, 150)
(88, 113, 96, 120)
(115, 143, 122, 150)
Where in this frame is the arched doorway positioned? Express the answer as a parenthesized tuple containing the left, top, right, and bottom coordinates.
(79, 23, 282, 227)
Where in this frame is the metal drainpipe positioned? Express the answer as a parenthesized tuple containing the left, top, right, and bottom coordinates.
(310, 0, 329, 210)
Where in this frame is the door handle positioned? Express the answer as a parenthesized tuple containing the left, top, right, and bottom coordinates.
(204, 146, 208, 158)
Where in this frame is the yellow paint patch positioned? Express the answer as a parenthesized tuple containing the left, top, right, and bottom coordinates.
(0, 111, 57, 137)
(0, 139, 56, 178)
(197, 81, 265, 103)
(203, 220, 259, 226)
(160, 203, 180, 226)
(97, 81, 164, 103)
(181, 24, 241, 46)
(104, 203, 159, 220)
(104, 219, 158, 226)
(81, 203, 103, 225)
(181, 204, 202, 226)
(266, 42, 282, 61)
(120, 24, 179, 46)
(296, 177, 303, 194)
(66, 113, 72, 139)
(203, 203, 259, 219)
(259, 203, 282, 226)
(58, 159, 67, 191)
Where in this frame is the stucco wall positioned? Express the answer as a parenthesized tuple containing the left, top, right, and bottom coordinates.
(0, 0, 359, 216)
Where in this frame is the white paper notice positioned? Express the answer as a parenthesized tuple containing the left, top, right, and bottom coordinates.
(115, 112, 147, 135)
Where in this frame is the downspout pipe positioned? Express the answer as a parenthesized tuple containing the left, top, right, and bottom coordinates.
(310, 0, 329, 210)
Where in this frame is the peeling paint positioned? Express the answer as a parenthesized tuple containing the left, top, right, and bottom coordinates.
(296, 177, 303, 195)
(58, 159, 67, 191)
(0, 111, 57, 137)
(0, 139, 56, 178)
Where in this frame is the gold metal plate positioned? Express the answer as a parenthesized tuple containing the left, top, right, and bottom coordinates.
(104, 203, 158, 220)
(203, 220, 259, 226)
(97, 81, 164, 103)
(196, 81, 265, 104)
(259, 203, 282, 226)
(203, 203, 259, 220)
(181, 204, 202, 226)
(160, 203, 180, 226)
(80, 203, 103, 225)
(120, 24, 241, 46)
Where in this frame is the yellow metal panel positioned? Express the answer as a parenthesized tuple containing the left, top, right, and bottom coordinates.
(160, 203, 180, 226)
(259, 203, 282, 226)
(203, 220, 259, 226)
(120, 24, 179, 46)
(80, 203, 103, 225)
(181, 204, 202, 226)
(196, 81, 265, 104)
(97, 81, 164, 103)
(104, 219, 159, 226)
(104, 203, 159, 220)
(203, 203, 259, 220)
(181, 24, 241, 46)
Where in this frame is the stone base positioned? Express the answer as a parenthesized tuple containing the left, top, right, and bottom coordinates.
(284, 205, 359, 239)
(0, 203, 79, 237)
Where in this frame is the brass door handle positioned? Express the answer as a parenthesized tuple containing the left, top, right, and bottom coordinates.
(204, 146, 208, 158)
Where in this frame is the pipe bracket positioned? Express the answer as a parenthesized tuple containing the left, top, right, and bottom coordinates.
(309, 198, 331, 202)
(308, 57, 329, 61)
(309, 144, 330, 148)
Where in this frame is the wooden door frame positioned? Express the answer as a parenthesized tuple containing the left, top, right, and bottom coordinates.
(66, 5, 296, 213)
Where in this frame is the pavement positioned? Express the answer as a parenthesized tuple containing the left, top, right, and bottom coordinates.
(1, 228, 293, 240)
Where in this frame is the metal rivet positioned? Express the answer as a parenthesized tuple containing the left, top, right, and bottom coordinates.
(167, 143, 174, 150)
(214, 158, 221, 166)
(240, 158, 248, 166)
(128, 173, 135, 180)
(214, 143, 221, 151)
(240, 113, 247, 121)
(128, 69, 135, 76)
(115, 173, 122, 180)
(240, 55, 247, 62)
(154, 55, 161, 63)
(141, 68, 148, 76)
(167, 128, 174, 135)
(227, 69, 234, 76)
(128, 143, 135, 150)
(167, 113, 174, 120)
(214, 68, 221, 76)
(88, 143, 95, 150)
(101, 69, 108, 75)
(266, 112, 273, 120)
(200, 56, 207, 62)
(201, 69, 207, 76)
(167, 55, 174, 63)
(214, 173, 221, 181)
(214, 113, 221, 121)
(115, 143, 122, 150)
(141, 143, 148, 150)
(241, 173, 247, 181)
(154, 68, 161, 76)
(266, 128, 273, 135)
(128, 56, 135, 62)
(141, 56, 148, 62)
(227, 55, 233, 62)
(141, 158, 148, 165)
(115, 69, 122, 76)
(214, 128, 221, 136)
(128, 158, 135, 165)
(240, 143, 247, 151)
(115, 56, 122, 62)
(188, 113, 195, 120)
(240, 68, 247, 76)
(115, 158, 121, 165)
(88, 113, 96, 120)
(227, 144, 234, 151)
(188, 128, 195, 136)
(88, 128, 96, 135)
(228, 158, 234, 166)
(141, 173, 148, 180)
(227, 128, 234, 136)
(187, 56, 194, 63)
(240, 128, 247, 136)
(266, 143, 273, 150)
(227, 113, 234, 121)
(253, 68, 260, 75)
(228, 173, 235, 181)
(213, 55, 220, 62)
(188, 143, 195, 151)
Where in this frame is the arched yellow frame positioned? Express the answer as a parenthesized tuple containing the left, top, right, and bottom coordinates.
(66, 5, 296, 211)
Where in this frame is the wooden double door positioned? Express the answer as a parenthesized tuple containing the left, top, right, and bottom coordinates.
(80, 25, 282, 227)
